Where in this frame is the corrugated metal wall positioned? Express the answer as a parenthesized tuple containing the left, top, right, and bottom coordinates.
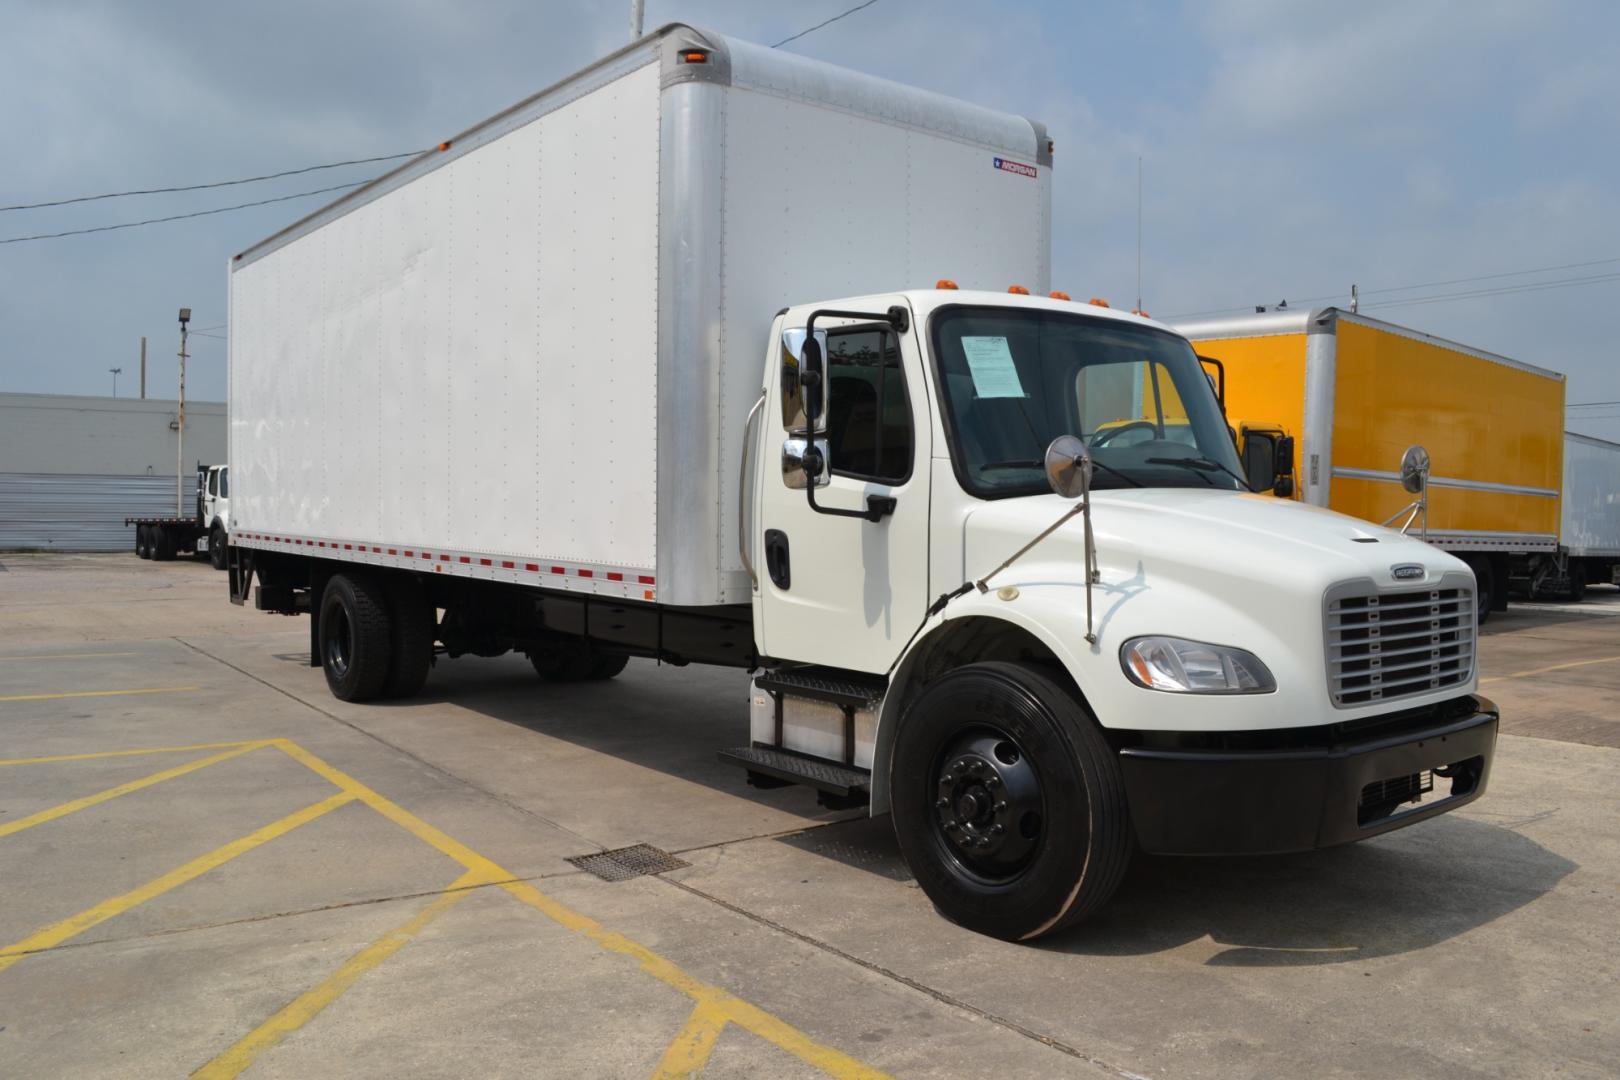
(0, 473, 199, 552)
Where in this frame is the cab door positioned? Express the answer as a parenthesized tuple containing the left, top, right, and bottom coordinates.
(756, 305, 931, 673)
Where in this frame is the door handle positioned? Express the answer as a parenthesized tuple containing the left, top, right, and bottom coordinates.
(764, 529, 791, 590)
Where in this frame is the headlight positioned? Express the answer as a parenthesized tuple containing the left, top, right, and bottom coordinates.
(1121, 636, 1276, 694)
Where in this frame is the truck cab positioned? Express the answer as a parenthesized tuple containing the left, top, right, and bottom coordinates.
(198, 463, 231, 570)
(740, 287, 1496, 939)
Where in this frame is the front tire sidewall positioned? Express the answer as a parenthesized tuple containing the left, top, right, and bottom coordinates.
(319, 574, 393, 702)
(209, 527, 227, 570)
(891, 662, 1126, 942)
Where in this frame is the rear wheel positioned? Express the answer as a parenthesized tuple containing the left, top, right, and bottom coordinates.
(1466, 555, 1494, 626)
(382, 576, 434, 699)
(319, 573, 394, 702)
(889, 661, 1131, 941)
(152, 525, 177, 561)
(209, 526, 227, 570)
(135, 525, 152, 560)
(1567, 563, 1587, 602)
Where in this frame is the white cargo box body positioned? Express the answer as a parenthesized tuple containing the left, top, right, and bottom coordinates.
(229, 24, 1051, 606)
(1563, 431, 1620, 558)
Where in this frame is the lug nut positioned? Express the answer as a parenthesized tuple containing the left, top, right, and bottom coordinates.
(936, 798, 949, 810)
(984, 776, 1001, 790)
(993, 801, 1007, 813)
(977, 837, 992, 847)
(952, 760, 967, 774)
(990, 823, 1004, 836)
(971, 761, 988, 776)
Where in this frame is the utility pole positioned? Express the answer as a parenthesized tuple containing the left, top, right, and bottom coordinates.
(109, 367, 122, 397)
(139, 336, 147, 398)
(630, 0, 644, 39)
(177, 308, 190, 515)
(1135, 156, 1143, 315)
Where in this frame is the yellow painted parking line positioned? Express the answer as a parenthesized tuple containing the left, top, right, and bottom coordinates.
(0, 792, 353, 975)
(0, 743, 268, 839)
(652, 1001, 728, 1079)
(0, 652, 142, 662)
(1481, 654, 1620, 684)
(0, 739, 264, 767)
(193, 868, 490, 1080)
(0, 685, 200, 704)
(272, 740, 891, 1079)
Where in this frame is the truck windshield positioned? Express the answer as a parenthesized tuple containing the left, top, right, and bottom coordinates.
(930, 306, 1245, 496)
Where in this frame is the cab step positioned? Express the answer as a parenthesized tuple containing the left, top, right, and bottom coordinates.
(718, 745, 871, 809)
(753, 666, 885, 709)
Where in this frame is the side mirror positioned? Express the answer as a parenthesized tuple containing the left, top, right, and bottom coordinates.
(779, 327, 828, 431)
(800, 336, 824, 426)
(1273, 435, 1295, 478)
(1272, 476, 1295, 498)
(1044, 435, 1093, 499)
(1399, 444, 1430, 493)
(1197, 354, 1226, 411)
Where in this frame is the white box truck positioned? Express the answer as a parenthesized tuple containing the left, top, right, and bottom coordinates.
(1550, 431, 1620, 597)
(228, 25, 1497, 940)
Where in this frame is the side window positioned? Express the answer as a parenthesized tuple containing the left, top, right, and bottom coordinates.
(207, 470, 218, 497)
(824, 328, 912, 483)
(219, 468, 229, 498)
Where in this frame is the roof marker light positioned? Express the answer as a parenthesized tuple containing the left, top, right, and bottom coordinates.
(1088, 297, 1110, 308)
(682, 50, 708, 63)
(438, 141, 452, 152)
(1008, 284, 1030, 295)
(1132, 308, 1151, 318)
(1049, 290, 1071, 301)
(935, 279, 958, 290)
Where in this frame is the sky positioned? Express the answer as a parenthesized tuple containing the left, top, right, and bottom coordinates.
(2, 0, 1617, 440)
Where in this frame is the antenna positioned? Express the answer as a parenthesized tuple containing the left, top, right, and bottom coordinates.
(1135, 156, 1143, 314)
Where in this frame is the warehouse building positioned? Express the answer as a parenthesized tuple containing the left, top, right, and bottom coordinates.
(0, 392, 225, 551)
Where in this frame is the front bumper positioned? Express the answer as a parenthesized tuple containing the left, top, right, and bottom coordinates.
(1118, 695, 1498, 855)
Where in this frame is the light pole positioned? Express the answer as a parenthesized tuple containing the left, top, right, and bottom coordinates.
(177, 308, 190, 516)
(109, 367, 122, 397)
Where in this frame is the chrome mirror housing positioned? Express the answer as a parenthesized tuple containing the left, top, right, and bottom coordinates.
(1399, 445, 1430, 494)
(1044, 435, 1093, 499)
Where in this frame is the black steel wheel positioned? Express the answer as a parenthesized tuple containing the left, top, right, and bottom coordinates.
(890, 661, 1131, 941)
(381, 576, 434, 699)
(209, 526, 228, 570)
(135, 524, 152, 560)
(319, 573, 394, 702)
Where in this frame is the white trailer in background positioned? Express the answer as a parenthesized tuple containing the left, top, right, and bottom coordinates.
(228, 25, 1498, 940)
(1556, 432, 1620, 596)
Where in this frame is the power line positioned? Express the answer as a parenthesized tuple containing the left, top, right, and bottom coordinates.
(1362, 271, 1620, 311)
(1162, 255, 1620, 320)
(772, 0, 881, 48)
(0, 181, 364, 245)
(1569, 400, 1620, 408)
(0, 151, 422, 213)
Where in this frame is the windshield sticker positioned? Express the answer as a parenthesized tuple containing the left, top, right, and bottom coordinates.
(961, 336, 1026, 398)
(993, 156, 1038, 179)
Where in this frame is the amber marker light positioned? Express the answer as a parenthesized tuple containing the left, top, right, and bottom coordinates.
(1088, 297, 1110, 308)
(1049, 290, 1071, 301)
(935, 279, 958, 290)
(1007, 284, 1030, 295)
(682, 50, 708, 63)
(438, 141, 452, 152)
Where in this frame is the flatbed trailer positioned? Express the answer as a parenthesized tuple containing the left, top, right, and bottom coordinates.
(126, 462, 231, 567)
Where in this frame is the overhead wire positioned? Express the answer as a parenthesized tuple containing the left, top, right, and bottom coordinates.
(0, 181, 364, 245)
(0, 151, 423, 212)
(772, 0, 881, 48)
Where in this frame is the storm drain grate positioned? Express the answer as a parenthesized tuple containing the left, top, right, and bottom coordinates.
(567, 843, 689, 882)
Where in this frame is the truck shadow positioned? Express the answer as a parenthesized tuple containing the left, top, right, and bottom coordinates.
(776, 812, 1574, 965)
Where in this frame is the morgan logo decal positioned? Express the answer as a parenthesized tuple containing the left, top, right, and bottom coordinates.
(993, 156, 1038, 179)
(1391, 564, 1425, 581)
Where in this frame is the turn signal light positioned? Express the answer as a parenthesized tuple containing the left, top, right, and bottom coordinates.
(1049, 290, 1071, 301)
(1088, 297, 1110, 308)
(682, 50, 708, 63)
(1008, 284, 1030, 295)
(935, 279, 958, 290)
(438, 141, 452, 152)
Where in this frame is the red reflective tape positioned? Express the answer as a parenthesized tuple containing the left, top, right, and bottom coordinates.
(344, 543, 353, 550)
(638, 575, 655, 585)
(501, 561, 514, 569)
(525, 563, 539, 572)
(459, 556, 470, 564)
(577, 569, 593, 579)
(606, 572, 623, 582)
(440, 554, 449, 562)
(404, 550, 413, 557)
(421, 552, 431, 560)
(479, 558, 491, 566)
(550, 566, 565, 575)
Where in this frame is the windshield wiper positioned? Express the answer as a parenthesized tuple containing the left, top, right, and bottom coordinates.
(1144, 456, 1254, 492)
(980, 459, 1145, 488)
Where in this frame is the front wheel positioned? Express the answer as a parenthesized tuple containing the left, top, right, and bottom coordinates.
(209, 526, 227, 570)
(319, 573, 394, 702)
(889, 661, 1131, 941)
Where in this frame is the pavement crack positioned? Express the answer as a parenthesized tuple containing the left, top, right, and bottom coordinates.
(173, 636, 607, 852)
(656, 872, 1149, 1080)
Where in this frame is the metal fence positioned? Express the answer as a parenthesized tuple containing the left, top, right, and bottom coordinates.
(0, 472, 199, 552)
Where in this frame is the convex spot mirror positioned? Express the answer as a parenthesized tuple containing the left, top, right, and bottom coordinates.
(1400, 444, 1430, 494)
(1044, 435, 1093, 499)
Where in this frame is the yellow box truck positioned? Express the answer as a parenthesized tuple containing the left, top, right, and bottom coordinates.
(1170, 307, 1565, 619)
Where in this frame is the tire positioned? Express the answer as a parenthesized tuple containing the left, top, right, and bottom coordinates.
(382, 576, 434, 699)
(209, 526, 228, 571)
(1567, 564, 1587, 603)
(889, 661, 1132, 941)
(152, 526, 177, 562)
(136, 524, 152, 560)
(1467, 555, 1494, 626)
(587, 653, 629, 680)
(318, 573, 394, 702)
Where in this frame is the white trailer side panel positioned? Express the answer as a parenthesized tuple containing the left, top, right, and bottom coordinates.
(1564, 431, 1620, 557)
(231, 60, 662, 575)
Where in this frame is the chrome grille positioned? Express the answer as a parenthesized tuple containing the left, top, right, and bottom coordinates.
(1327, 586, 1475, 707)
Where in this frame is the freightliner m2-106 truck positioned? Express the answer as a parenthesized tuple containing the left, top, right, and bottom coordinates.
(227, 26, 1497, 940)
